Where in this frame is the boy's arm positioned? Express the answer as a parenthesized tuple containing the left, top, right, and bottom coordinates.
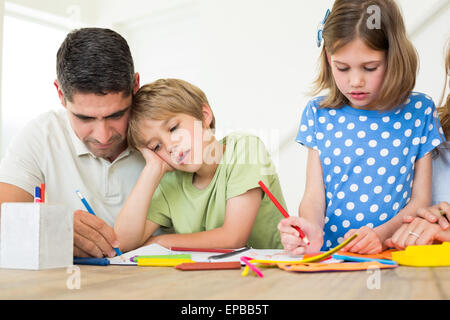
(145, 187, 262, 249)
(114, 164, 165, 252)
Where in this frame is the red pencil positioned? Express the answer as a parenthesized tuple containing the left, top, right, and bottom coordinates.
(40, 183, 45, 203)
(170, 247, 234, 253)
(258, 180, 310, 245)
(175, 261, 241, 271)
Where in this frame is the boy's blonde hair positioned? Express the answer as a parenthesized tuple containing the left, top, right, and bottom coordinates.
(128, 78, 215, 149)
(312, 0, 418, 110)
(438, 41, 450, 140)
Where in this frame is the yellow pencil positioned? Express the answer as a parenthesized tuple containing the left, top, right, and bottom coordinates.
(137, 258, 194, 267)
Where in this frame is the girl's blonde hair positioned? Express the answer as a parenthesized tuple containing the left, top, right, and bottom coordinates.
(437, 41, 450, 140)
(128, 78, 215, 148)
(312, 0, 418, 110)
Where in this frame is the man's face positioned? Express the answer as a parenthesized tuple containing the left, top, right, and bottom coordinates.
(60, 90, 132, 161)
(55, 74, 139, 162)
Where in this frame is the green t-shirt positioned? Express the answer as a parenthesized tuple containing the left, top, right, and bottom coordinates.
(147, 132, 286, 249)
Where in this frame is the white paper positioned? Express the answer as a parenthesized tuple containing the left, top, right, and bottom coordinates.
(107, 244, 343, 266)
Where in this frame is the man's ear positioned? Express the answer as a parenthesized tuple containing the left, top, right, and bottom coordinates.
(133, 72, 140, 94)
(54, 80, 66, 107)
(201, 103, 214, 129)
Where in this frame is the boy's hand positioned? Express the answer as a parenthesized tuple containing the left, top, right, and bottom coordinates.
(278, 216, 323, 255)
(138, 147, 174, 174)
(341, 226, 383, 254)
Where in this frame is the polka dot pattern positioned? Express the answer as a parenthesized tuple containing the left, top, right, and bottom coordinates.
(296, 92, 445, 250)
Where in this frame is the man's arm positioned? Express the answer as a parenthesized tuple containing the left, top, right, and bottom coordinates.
(0, 183, 34, 204)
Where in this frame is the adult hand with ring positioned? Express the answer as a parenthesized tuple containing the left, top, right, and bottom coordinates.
(385, 217, 441, 250)
(402, 202, 450, 231)
(408, 230, 420, 238)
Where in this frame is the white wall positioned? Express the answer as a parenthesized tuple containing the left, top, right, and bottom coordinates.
(1, 0, 449, 214)
(101, 0, 450, 214)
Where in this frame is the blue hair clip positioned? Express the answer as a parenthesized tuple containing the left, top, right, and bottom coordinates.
(316, 9, 331, 47)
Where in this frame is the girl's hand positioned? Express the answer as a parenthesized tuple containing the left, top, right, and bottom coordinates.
(403, 202, 450, 231)
(341, 226, 384, 254)
(138, 147, 174, 175)
(278, 216, 323, 255)
(385, 217, 442, 250)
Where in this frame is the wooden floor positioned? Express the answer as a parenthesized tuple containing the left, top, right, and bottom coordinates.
(1, 264, 449, 299)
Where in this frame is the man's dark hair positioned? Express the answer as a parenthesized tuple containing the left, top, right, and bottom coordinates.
(56, 28, 135, 102)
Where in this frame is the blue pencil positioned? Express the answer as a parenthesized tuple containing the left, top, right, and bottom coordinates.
(76, 189, 96, 215)
(74, 257, 110, 266)
(332, 254, 397, 266)
(75, 189, 124, 260)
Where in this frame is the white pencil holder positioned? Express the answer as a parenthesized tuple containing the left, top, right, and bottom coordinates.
(0, 202, 73, 270)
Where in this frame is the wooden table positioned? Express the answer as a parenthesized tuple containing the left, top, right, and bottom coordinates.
(0, 264, 449, 300)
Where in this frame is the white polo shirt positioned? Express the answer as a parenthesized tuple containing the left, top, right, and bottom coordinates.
(0, 109, 146, 226)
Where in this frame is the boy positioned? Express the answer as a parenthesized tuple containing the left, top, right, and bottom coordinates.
(114, 78, 286, 251)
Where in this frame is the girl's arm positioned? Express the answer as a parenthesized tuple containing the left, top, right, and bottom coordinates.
(375, 153, 432, 242)
(278, 148, 326, 254)
(299, 148, 327, 229)
(343, 153, 433, 254)
(114, 147, 172, 252)
(145, 187, 263, 249)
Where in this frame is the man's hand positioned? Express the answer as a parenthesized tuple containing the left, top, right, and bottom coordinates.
(73, 210, 120, 258)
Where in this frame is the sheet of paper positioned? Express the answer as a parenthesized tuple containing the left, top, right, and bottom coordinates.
(108, 245, 344, 265)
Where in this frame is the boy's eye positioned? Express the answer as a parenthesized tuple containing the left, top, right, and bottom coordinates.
(169, 124, 178, 133)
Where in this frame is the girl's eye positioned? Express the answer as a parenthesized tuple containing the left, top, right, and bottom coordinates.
(169, 125, 178, 133)
(152, 143, 161, 152)
(337, 67, 349, 72)
(364, 66, 378, 72)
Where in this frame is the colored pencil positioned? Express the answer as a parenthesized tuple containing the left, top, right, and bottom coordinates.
(40, 183, 45, 203)
(34, 186, 41, 203)
(175, 261, 241, 271)
(170, 247, 234, 253)
(208, 246, 251, 260)
(76, 189, 125, 261)
(258, 180, 310, 245)
(137, 258, 194, 267)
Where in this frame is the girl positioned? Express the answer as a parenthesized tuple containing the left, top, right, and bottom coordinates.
(386, 41, 450, 249)
(279, 0, 445, 255)
(114, 78, 286, 252)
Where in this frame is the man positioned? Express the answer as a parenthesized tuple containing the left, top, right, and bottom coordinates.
(0, 28, 145, 258)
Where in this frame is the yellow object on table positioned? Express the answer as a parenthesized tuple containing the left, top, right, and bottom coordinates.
(391, 242, 450, 267)
(137, 258, 194, 267)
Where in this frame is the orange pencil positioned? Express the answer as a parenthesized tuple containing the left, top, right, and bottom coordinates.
(258, 180, 310, 245)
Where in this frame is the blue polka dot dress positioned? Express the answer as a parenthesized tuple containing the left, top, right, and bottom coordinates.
(296, 92, 446, 250)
